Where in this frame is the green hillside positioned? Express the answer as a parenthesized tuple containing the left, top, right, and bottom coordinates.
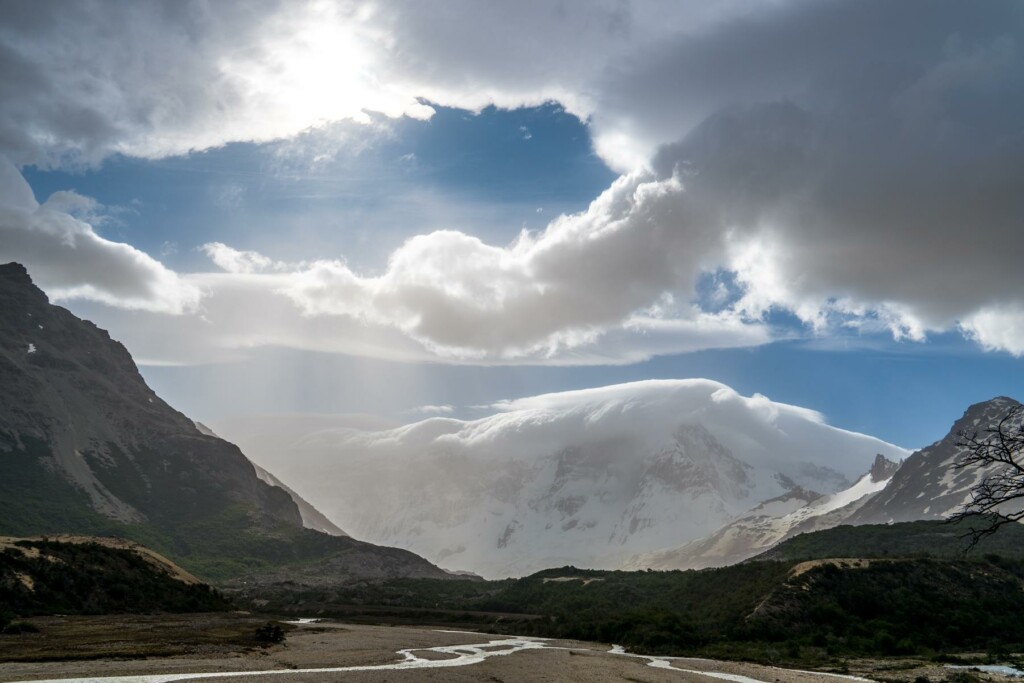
(752, 519, 1024, 563)
(0, 537, 230, 628)
(249, 527, 1024, 664)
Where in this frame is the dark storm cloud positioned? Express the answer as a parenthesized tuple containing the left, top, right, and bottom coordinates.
(592, 0, 1023, 164)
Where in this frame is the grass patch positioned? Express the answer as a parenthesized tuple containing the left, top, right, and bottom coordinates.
(0, 613, 292, 662)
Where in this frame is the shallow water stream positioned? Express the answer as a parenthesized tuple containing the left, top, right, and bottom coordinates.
(5, 623, 872, 683)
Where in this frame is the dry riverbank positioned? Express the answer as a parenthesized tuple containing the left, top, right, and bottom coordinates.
(0, 616, 1020, 683)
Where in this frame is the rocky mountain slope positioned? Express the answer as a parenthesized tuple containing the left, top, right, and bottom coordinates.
(222, 380, 908, 578)
(0, 262, 448, 583)
(194, 421, 348, 537)
(848, 396, 1022, 525)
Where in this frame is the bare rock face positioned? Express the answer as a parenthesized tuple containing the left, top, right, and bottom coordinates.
(195, 421, 349, 537)
(868, 452, 901, 483)
(0, 262, 449, 584)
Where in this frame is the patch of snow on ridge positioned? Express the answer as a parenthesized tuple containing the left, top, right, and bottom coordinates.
(807, 472, 892, 518)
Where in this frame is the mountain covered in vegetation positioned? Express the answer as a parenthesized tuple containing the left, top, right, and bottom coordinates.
(0, 535, 229, 626)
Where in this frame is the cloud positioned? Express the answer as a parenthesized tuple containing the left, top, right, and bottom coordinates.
(2, 0, 1024, 360)
(2, 1, 1018, 175)
(282, 171, 724, 352)
(0, 0, 744, 168)
(410, 404, 455, 415)
(73, 271, 769, 366)
(0, 158, 199, 313)
(146, 169, 766, 363)
(202, 242, 282, 275)
(589, 0, 1024, 169)
(0, 1, 430, 167)
(639, 39, 1024, 351)
(0, 161, 770, 365)
(960, 306, 1024, 356)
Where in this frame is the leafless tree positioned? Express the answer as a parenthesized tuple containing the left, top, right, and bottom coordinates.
(949, 403, 1024, 546)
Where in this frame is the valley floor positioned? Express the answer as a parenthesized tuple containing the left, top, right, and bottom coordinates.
(0, 617, 1018, 683)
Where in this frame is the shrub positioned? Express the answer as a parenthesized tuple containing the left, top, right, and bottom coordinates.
(2, 621, 40, 634)
(255, 621, 285, 644)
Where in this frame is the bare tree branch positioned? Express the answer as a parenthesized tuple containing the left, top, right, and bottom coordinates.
(948, 404, 1024, 549)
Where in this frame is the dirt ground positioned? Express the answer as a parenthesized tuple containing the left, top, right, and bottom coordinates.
(0, 617, 1019, 683)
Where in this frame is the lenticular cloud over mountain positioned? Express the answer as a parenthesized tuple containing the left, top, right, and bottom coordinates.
(220, 379, 909, 578)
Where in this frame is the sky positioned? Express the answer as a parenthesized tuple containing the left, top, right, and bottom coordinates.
(1, 0, 1023, 448)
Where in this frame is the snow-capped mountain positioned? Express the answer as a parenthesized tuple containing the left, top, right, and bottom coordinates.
(626, 453, 901, 571)
(627, 397, 1024, 571)
(220, 379, 909, 579)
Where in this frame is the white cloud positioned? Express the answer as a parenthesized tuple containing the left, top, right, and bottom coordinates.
(202, 242, 282, 275)
(0, 158, 199, 313)
(149, 169, 766, 363)
(71, 274, 769, 367)
(960, 306, 1024, 356)
(410, 404, 455, 415)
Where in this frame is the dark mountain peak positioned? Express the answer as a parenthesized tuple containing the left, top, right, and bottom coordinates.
(949, 396, 1021, 442)
(964, 395, 1020, 415)
(869, 453, 900, 482)
(0, 261, 193, 441)
(0, 261, 32, 284)
(0, 261, 49, 310)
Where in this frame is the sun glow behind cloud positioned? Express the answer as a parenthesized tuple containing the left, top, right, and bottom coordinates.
(219, 2, 435, 137)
